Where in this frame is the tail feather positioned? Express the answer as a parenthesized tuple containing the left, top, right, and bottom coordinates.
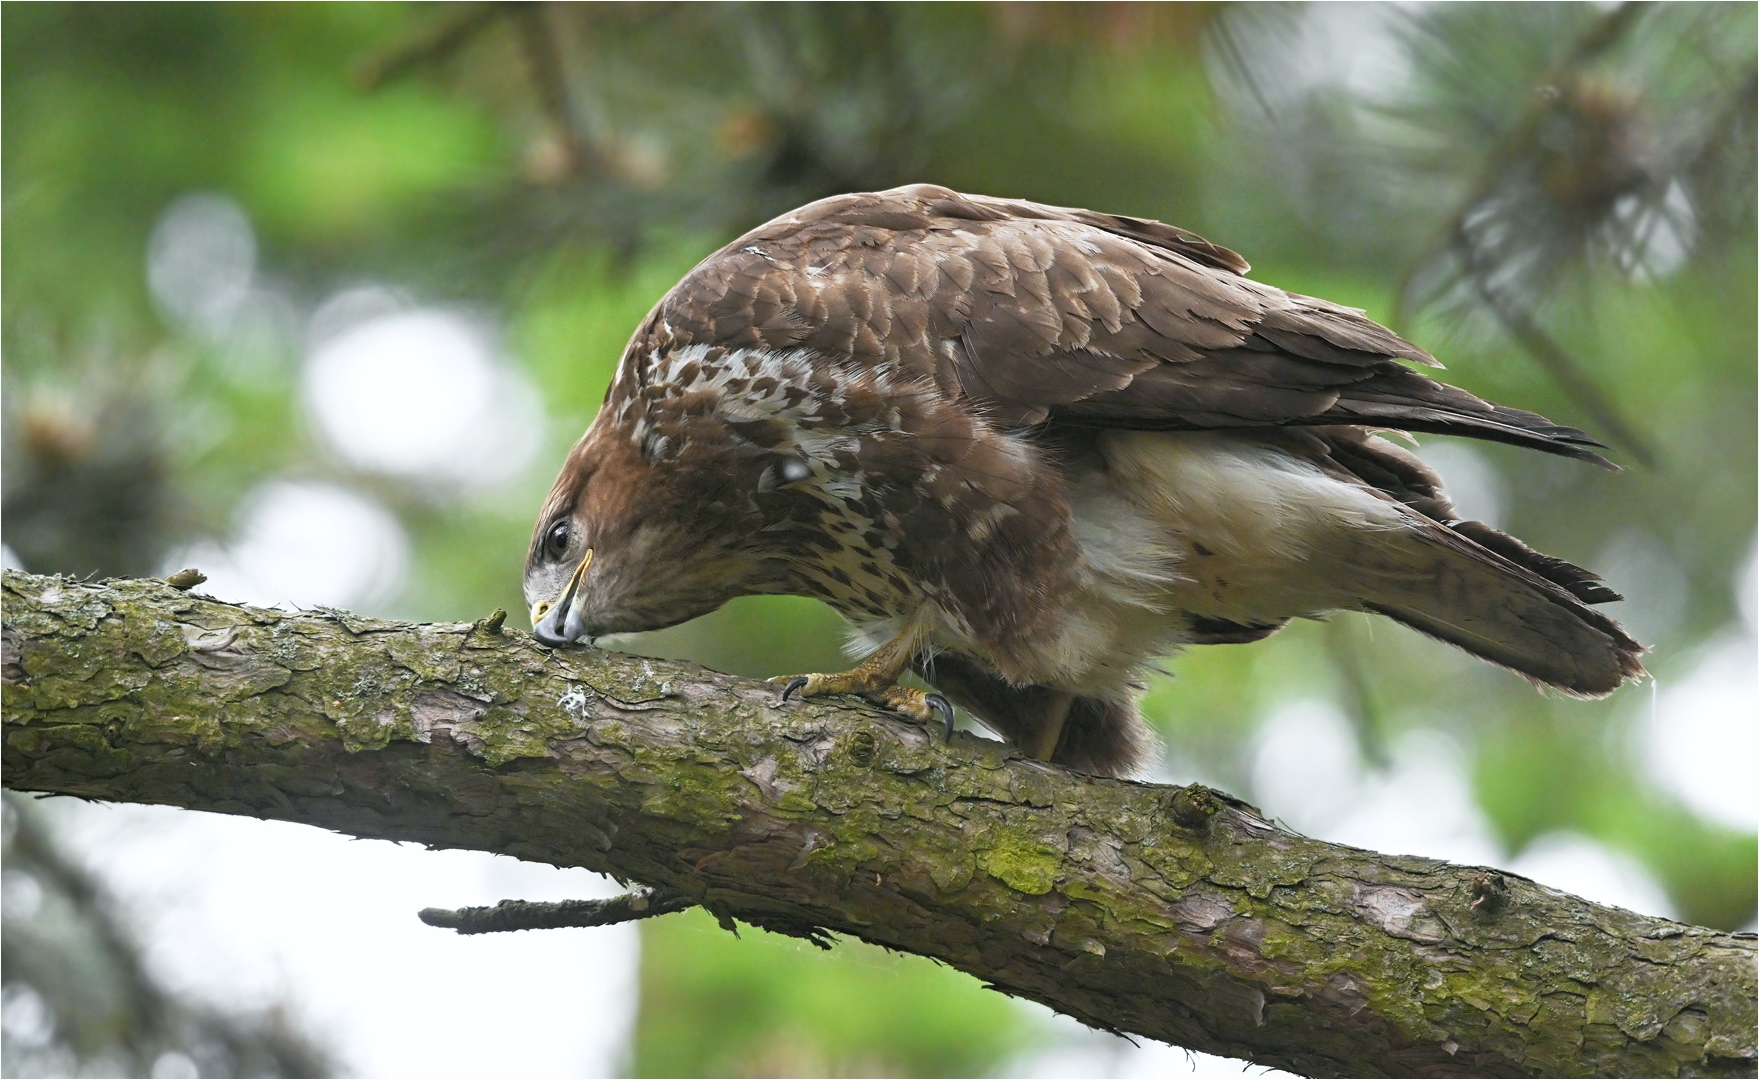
(1306, 426, 1642, 691)
(1358, 519, 1645, 696)
(1448, 519, 1623, 605)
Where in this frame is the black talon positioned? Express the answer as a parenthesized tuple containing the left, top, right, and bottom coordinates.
(926, 694, 955, 739)
(780, 675, 811, 702)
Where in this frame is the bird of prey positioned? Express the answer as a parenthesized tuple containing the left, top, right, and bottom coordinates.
(525, 184, 1644, 777)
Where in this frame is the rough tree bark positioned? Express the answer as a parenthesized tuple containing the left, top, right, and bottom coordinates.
(2, 571, 1753, 1079)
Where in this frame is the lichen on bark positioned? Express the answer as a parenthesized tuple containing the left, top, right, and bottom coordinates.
(2, 570, 1754, 1079)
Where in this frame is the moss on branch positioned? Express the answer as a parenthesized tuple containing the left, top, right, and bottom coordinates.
(2, 571, 1753, 1078)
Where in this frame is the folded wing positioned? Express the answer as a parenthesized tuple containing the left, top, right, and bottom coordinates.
(638, 184, 1612, 467)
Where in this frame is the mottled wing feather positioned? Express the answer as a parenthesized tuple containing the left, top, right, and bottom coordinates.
(629, 184, 1612, 466)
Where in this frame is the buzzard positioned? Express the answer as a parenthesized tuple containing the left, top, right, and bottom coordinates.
(525, 184, 1643, 777)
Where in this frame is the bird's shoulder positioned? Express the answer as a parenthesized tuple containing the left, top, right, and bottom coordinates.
(630, 184, 1256, 354)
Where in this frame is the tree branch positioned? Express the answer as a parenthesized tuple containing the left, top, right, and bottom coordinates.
(418, 886, 696, 935)
(352, 1, 504, 91)
(2, 571, 1752, 1079)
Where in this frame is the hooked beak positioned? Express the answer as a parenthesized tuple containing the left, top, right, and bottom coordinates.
(531, 549, 593, 646)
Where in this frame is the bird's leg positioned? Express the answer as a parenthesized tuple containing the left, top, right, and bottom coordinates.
(770, 628, 955, 739)
(1025, 691, 1076, 764)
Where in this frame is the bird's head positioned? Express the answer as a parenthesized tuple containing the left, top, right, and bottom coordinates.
(523, 424, 783, 647)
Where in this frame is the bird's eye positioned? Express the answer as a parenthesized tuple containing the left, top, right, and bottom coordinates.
(777, 456, 813, 485)
(545, 521, 571, 561)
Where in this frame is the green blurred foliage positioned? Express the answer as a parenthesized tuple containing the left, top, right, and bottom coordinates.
(4, 3, 1754, 1076)
(634, 909, 1034, 1078)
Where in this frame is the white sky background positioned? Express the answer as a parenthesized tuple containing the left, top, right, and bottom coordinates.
(38, 801, 638, 1080)
(15, 11, 1755, 1073)
(1638, 544, 1759, 832)
(303, 291, 543, 493)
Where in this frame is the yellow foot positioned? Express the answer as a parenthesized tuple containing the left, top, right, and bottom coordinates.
(870, 685, 956, 738)
(769, 672, 955, 739)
